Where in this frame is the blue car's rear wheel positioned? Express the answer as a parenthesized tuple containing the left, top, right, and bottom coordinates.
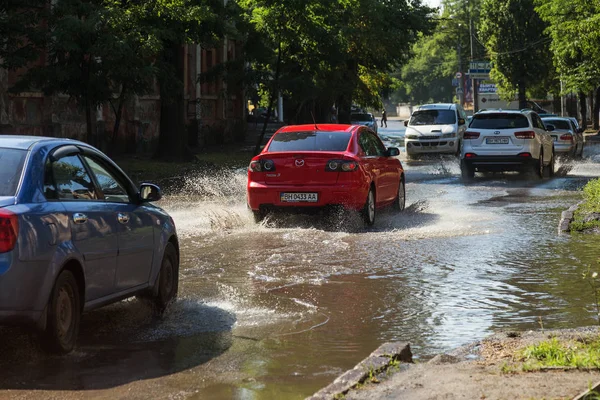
(41, 270, 81, 354)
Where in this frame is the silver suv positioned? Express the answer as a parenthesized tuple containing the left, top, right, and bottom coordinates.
(460, 110, 555, 180)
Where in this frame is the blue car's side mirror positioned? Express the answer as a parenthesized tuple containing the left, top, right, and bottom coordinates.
(140, 183, 162, 202)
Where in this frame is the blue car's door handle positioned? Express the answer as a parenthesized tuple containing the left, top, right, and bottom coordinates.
(73, 213, 88, 224)
(117, 213, 130, 224)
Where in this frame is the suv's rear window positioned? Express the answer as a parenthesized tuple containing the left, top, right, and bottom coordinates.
(543, 119, 571, 130)
(0, 148, 27, 196)
(470, 114, 529, 129)
(351, 114, 373, 121)
(410, 110, 456, 125)
(268, 131, 351, 152)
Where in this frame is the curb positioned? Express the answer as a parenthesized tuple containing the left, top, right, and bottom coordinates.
(558, 202, 581, 234)
(306, 342, 412, 400)
(572, 380, 600, 400)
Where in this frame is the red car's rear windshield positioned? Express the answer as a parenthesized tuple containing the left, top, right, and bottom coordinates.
(268, 131, 351, 152)
(0, 148, 27, 196)
(470, 114, 529, 129)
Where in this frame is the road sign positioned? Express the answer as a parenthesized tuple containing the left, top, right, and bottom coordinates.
(452, 78, 459, 87)
(456, 87, 464, 94)
(468, 61, 491, 80)
(455, 72, 462, 79)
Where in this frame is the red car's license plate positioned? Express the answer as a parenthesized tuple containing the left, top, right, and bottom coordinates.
(280, 192, 318, 203)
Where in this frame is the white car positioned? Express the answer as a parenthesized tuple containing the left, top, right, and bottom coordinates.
(404, 103, 468, 159)
(350, 112, 378, 134)
(542, 117, 584, 158)
(460, 109, 555, 180)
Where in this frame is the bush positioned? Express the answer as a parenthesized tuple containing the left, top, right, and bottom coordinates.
(571, 178, 600, 231)
(582, 178, 600, 213)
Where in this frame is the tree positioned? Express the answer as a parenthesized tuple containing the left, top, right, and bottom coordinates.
(479, 0, 552, 109)
(129, 0, 229, 161)
(536, 0, 600, 128)
(1, 0, 229, 159)
(239, 0, 434, 154)
(390, 0, 485, 106)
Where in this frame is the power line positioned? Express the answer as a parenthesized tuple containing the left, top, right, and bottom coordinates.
(472, 34, 551, 56)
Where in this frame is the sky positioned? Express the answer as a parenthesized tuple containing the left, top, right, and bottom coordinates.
(424, 0, 442, 10)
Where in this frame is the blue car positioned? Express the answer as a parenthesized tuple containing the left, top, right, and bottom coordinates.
(0, 136, 179, 353)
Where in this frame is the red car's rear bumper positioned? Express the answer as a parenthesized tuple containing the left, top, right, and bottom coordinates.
(247, 181, 369, 211)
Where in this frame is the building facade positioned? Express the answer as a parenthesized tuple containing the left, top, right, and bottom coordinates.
(0, 42, 245, 154)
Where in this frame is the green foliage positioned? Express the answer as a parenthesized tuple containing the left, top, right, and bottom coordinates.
(520, 337, 600, 370)
(535, 0, 600, 94)
(479, 0, 553, 103)
(582, 263, 600, 325)
(572, 179, 600, 231)
(239, 0, 435, 120)
(392, 0, 484, 105)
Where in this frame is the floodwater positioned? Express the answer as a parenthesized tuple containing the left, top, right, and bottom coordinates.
(2, 121, 600, 400)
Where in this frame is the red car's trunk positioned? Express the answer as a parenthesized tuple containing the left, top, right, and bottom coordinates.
(262, 152, 347, 185)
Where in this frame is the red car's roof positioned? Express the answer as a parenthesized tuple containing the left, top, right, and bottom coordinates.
(278, 124, 355, 133)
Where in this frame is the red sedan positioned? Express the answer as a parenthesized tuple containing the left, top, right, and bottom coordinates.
(247, 124, 405, 225)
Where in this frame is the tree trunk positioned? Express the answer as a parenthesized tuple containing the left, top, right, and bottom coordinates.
(85, 98, 94, 145)
(254, 37, 282, 156)
(594, 87, 600, 130)
(517, 81, 527, 110)
(579, 91, 587, 131)
(108, 85, 127, 155)
(155, 43, 191, 162)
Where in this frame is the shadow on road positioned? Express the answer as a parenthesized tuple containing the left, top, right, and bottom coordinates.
(0, 299, 235, 390)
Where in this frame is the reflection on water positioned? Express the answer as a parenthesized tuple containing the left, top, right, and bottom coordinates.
(147, 147, 600, 398)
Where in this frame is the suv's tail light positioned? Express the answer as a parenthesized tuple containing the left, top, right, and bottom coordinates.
(249, 159, 276, 172)
(325, 160, 358, 172)
(0, 210, 18, 254)
(515, 131, 535, 139)
(560, 134, 573, 141)
(464, 131, 480, 139)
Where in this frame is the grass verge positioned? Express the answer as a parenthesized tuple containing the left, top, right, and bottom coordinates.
(517, 337, 600, 371)
(571, 178, 600, 232)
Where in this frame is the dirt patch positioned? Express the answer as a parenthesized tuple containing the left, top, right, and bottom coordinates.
(343, 328, 600, 400)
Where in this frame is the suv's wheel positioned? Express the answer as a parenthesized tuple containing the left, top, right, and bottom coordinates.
(393, 179, 405, 211)
(41, 270, 81, 354)
(544, 150, 555, 178)
(152, 242, 179, 314)
(460, 160, 475, 181)
(536, 150, 544, 178)
(361, 187, 376, 226)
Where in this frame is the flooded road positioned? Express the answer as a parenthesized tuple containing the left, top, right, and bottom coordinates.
(2, 121, 600, 399)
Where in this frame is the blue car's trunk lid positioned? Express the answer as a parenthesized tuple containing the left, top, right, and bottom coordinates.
(0, 197, 16, 208)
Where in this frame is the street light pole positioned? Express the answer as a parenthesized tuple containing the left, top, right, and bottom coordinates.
(469, 9, 478, 112)
(458, 42, 463, 107)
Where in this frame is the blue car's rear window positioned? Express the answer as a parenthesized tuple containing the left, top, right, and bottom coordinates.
(268, 131, 351, 152)
(0, 148, 27, 196)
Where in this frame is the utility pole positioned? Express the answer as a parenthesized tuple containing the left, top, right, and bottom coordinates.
(458, 42, 463, 107)
(470, 13, 478, 112)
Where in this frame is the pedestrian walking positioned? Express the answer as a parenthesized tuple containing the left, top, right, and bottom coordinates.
(381, 109, 387, 128)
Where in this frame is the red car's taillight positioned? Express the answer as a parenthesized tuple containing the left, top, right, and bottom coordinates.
(325, 160, 358, 172)
(0, 210, 18, 254)
(249, 159, 275, 172)
(560, 134, 573, 141)
(464, 131, 480, 139)
(515, 131, 535, 139)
